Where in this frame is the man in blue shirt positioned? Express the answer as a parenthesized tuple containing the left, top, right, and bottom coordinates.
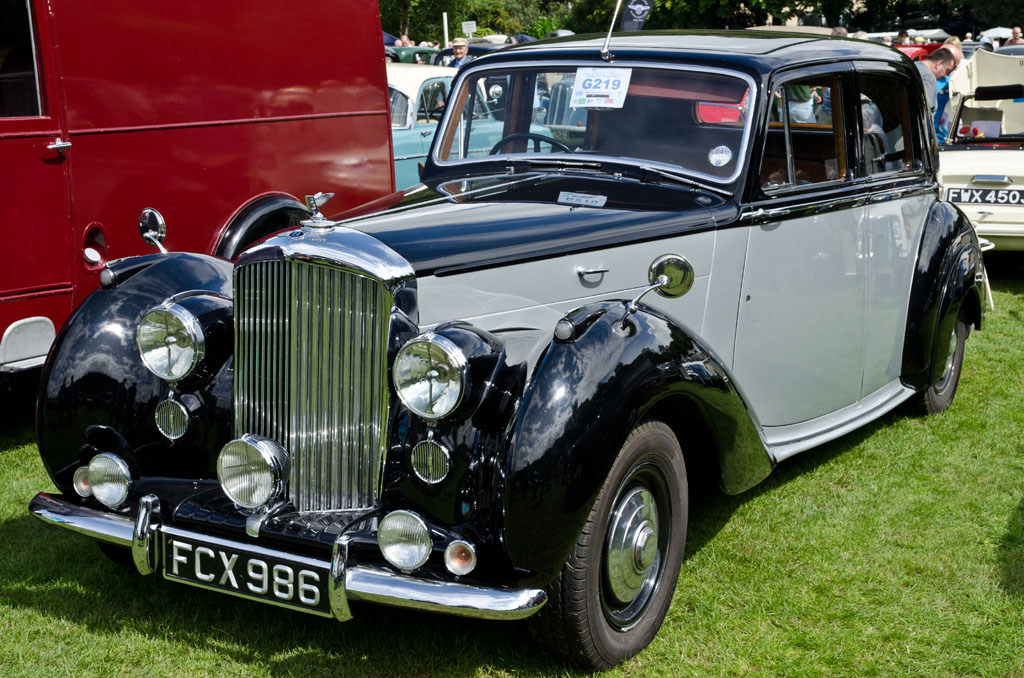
(450, 38, 472, 68)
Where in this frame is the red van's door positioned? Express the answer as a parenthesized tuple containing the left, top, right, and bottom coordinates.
(0, 0, 72, 371)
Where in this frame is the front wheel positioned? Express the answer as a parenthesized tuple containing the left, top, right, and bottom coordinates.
(916, 317, 967, 415)
(530, 421, 687, 670)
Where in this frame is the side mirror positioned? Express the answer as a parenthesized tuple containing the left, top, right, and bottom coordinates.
(138, 208, 168, 253)
(649, 254, 694, 298)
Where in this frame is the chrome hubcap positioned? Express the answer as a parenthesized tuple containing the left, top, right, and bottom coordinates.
(606, 487, 659, 605)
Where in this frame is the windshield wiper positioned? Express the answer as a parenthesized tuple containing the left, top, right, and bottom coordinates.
(506, 157, 605, 174)
(637, 166, 733, 197)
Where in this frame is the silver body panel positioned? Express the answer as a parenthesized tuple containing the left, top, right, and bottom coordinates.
(418, 191, 931, 450)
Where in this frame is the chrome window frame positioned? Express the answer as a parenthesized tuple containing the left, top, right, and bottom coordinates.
(432, 60, 758, 186)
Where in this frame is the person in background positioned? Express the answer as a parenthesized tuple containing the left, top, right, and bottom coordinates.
(852, 30, 869, 40)
(450, 38, 472, 68)
(915, 48, 955, 114)
(1007, 27, 1024, 45)
(933, 44, 962, 139)
(895, 30, 910, 45)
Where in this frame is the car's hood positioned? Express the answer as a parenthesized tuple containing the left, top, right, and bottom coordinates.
(339, 172, 739, 276)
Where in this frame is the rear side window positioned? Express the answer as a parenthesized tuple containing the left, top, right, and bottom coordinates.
(0, 0, 41, 117)
(858, 75, 914, 175)
(759, 75, 847, 191)
(389, 88, 409, 128)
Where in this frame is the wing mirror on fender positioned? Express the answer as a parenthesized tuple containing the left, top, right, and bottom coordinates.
(621, 255, 695, 328)
(138, 208, 168, 253)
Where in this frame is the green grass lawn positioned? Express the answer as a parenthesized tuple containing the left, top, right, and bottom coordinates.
(2, 256, 1023, 678)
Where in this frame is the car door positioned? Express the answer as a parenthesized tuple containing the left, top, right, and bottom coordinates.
(0, 0, 72, 370)
(732, 67, 868, 427)
(855, 67, 931, 398)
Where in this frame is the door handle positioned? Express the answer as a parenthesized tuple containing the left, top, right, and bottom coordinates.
(46, 137, 72, 151)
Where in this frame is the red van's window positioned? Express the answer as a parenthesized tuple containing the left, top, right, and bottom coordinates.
(0, 0, 41, 117)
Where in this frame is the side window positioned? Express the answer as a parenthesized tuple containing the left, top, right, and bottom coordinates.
(417, 80, 448, 125)
(389, 88, 409, 128)
(0, 0, 41, 117)
(759, 75, 847, 191)
(858, 75, 915, 175)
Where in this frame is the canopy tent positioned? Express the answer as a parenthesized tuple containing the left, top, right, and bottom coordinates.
(982, 27, 1013, 40)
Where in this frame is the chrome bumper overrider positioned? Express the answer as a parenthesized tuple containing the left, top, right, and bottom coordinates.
(29, 492, 546, 621)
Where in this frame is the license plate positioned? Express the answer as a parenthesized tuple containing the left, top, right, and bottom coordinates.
(947, 187, 1023, 205)
(162, 527, 332, 616)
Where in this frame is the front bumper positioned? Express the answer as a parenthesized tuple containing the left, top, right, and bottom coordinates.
(29, 492, 546, 621)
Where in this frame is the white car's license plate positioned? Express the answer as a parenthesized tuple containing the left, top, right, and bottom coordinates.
(947, 187, 1024, 205)
(163, 528, 332, 616)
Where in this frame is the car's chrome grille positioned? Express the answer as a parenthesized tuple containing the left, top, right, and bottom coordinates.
(234, 259, 390, 512)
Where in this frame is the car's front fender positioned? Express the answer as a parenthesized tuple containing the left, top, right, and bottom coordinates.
(36, 253, 235, 495)
(501, 301, 771, 585)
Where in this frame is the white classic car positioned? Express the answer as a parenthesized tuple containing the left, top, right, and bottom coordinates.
(939, 49, 1024, 250)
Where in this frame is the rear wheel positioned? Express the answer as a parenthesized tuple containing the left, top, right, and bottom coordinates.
(917, 317, 967, 414)
(530, 421, 687, 670)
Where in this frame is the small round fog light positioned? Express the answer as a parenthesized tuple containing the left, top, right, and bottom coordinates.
(378, 510, 431, 572)
(87, 454, 131, 508)
(73, 466, 92, 498)
(444, 540, 477, 576)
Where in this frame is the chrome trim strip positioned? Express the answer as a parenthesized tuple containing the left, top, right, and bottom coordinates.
(29, 492, 133, 547)
(744, 182, 937, 224)
(30, 493, 547, 622)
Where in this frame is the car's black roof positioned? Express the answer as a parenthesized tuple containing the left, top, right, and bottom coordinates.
(473, 30, 907, 75)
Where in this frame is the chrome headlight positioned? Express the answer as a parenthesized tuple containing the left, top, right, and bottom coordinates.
(137, 302, 205, 382)
(217, 435, 289, 509)
(87, 453, 131, 508)
(378, 510, 432, 571)
(393, 333, 467, 422)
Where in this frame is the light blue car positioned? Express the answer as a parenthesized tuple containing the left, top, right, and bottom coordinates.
(388, 64, 458, 189)
(388, 63, 548, 189)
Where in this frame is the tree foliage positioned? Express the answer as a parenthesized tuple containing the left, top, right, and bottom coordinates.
(378, 0, 572, 43)
(378, 0, 1015, 44)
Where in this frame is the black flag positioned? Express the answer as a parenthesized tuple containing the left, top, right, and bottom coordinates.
(620, 0, 652, 31)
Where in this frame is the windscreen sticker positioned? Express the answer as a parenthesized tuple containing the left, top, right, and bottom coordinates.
(708, 145, 732, 167)
(570, 68, 632, 109)
(558, 191, 607, 207)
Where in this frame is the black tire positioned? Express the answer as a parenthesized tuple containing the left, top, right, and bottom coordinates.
(917, 317, 967, 415)
(96, 541, 135, 569)
(530, 421, 687, 670)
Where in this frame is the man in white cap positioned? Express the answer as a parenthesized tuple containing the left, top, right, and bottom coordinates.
(450, 38, 472, 68)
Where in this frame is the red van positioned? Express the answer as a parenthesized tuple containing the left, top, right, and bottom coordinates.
(0, 0, 394, 374)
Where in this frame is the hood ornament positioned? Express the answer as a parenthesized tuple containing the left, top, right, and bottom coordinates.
(301, 192, 337, 230)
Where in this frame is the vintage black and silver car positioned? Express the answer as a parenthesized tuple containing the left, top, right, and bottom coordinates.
(30, 31, 985, 670)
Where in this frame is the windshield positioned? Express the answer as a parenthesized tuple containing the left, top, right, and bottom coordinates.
(950, 94, 1024, 146)
(434, 65, 754, 182)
